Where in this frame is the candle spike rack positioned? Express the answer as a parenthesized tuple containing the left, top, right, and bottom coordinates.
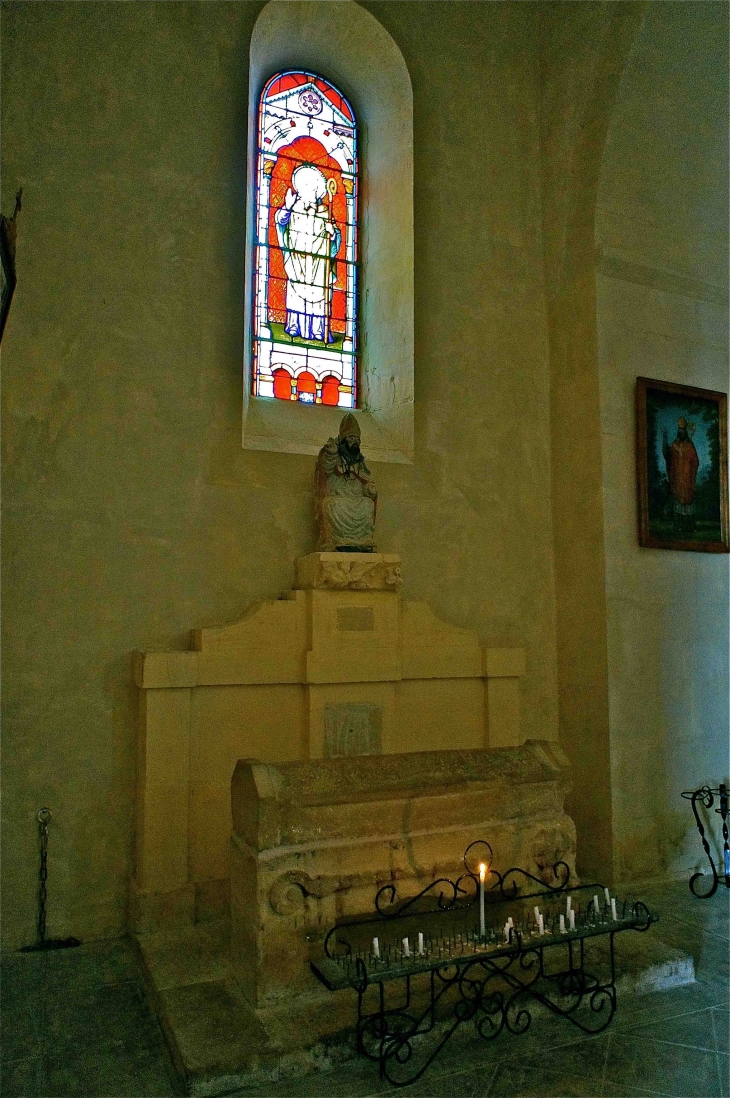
(310, 841, 657, 1088)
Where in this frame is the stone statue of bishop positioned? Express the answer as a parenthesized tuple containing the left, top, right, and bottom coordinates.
(315, 414, 377, 551)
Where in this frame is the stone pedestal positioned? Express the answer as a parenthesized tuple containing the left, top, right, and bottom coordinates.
(295, 551, 402, 591)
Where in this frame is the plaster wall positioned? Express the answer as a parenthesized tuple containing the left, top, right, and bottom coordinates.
(537, 0, 645, 879)
(1, 1, 559, 948)
(596, 1, 730, 880)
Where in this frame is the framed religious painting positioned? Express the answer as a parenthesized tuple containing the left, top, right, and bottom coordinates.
(635, 377, 729, 552)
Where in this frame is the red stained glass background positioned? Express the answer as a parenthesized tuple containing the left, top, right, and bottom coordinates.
(266, 136, 348, 335)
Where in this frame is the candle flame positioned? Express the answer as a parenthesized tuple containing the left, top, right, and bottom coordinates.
(479, 862, 486, 881)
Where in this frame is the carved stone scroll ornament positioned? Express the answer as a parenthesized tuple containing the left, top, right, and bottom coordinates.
(268, 871, 355, 915)
(320, 558, 402, 590)
(531, 826, 577, 885)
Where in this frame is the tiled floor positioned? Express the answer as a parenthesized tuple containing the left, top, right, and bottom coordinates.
(1, 879, 727, 1097)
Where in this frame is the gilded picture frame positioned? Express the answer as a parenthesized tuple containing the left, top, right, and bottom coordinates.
(636, 377, 729, 553)
(0, 215, 17, 343)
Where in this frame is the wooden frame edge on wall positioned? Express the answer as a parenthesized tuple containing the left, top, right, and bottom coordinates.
(0, 216, 17, 344)
(636, 376, 729, 553)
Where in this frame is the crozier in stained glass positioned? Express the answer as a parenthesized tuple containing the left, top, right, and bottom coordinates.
(252, 71, 358, 408)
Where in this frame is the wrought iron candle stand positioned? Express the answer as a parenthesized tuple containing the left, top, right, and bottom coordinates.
(681, 784, 730, 898)
(310, 841, 657, 1088)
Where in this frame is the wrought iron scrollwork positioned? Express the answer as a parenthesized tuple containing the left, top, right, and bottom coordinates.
(682, 784, 730, 898)
(311, 839, 657, 1088)
(374, 872, 476, 918)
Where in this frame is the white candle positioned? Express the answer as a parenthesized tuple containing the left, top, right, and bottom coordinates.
(504, 923, 511, 942)
(373, 936, 380, 959)
(611, 898, 618, 921)
(418, 932, 424, 955)
(569, 909, 576, 931)
(593, 894, 600, 916)
(538, 914, 545, 935)
(604, 887, 611, 906)
(402, 936, 410, 957)
(559, 914, 566, 933)
(533, 905, 540, 922)
(566, 894, 572, 914)
(479, 863, 486, 938)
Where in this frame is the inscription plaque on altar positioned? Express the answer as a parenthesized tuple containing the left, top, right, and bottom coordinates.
(324, 702, 382, 757)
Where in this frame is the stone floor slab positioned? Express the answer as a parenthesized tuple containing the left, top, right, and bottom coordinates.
(45, 1043, 177, 1097)
(604, 1033, 722, 1097)
(0, 1056, 45, 1098)
(713, 1006, 730, 1055)
(718, 1051, 729, 1098)
(617, 1004, 718, 1053)
(0, 879, 726, 1098)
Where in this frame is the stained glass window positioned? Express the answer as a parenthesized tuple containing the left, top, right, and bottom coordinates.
(252, 71, 358, 408)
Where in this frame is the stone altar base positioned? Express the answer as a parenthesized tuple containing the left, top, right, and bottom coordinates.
(132, 551, 532, 938)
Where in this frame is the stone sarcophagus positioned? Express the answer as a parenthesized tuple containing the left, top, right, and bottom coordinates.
(230, 741, 576, 1008)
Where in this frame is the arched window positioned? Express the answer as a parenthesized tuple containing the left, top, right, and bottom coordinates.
(243, 0, 414, 465)
(251, 71, 357, 410)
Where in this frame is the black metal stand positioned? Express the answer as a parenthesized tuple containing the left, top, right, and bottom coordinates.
(310, 841, 656, 1087)
(681, 784, 730, 898)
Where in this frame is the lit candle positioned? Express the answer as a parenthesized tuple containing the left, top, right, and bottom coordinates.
(604, 887, 611, 906)
(373, 937, 380, 959)
(559, 914, 566, 934)
(402, 936, 410, 957)
(611, 898, 618, 921)
(418, 932, 424, 955)
(568, 909, 575, 931)
(479, 863, 486, 938)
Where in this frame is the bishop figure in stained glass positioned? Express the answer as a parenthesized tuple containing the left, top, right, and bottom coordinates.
(275, 165, 341, 343)
(251, 72, 358, 408)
